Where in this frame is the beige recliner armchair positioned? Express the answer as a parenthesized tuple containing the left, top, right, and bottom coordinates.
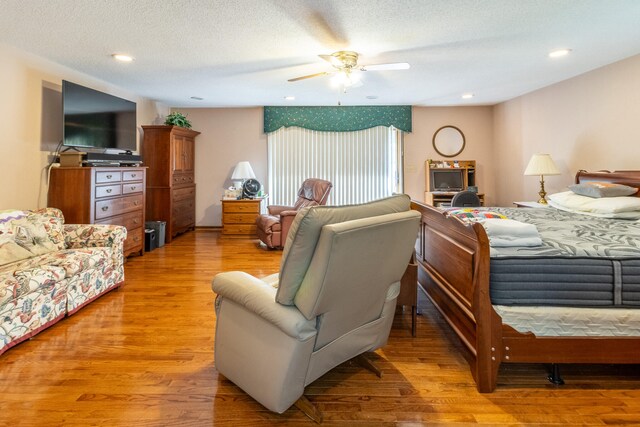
(256, 178, 332, 249)
(212, 194, 420, 421)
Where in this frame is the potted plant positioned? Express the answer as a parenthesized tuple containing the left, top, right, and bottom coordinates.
(164, 112, 192, 129)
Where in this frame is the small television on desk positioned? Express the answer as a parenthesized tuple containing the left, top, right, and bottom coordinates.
(430, 168, 464, 191)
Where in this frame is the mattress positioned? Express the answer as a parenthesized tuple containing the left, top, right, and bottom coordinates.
(493, 305, 640, 336)
(484, 207, 640, 307)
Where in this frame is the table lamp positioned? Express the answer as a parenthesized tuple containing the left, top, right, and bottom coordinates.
(231, 161, 256, 190)
(524, 153, 560, 204)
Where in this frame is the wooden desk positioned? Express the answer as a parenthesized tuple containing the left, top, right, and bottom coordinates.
(424, 191, 485, 207)
(221, 197, 266, 237)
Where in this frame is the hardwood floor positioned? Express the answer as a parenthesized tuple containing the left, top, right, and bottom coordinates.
(1, 229, 639, 426)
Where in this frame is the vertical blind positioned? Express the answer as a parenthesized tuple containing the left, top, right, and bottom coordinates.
(267, 126, 403, 206)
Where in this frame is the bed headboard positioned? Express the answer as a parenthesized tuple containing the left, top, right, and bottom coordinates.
(575, 170, 640, 196)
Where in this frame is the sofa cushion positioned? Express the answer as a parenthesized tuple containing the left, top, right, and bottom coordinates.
(6, 248, 111, 279)
(0, 265, 66, 307)
(276, 194, 411, 305)
(0, 210, 66, 267)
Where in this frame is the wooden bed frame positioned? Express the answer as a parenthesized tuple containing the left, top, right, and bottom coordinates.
(410, 170, 640, 392)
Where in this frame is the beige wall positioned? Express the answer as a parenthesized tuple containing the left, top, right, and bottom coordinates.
(181, 105, 496, 226)
(493, 54, 640, 206)
(0, 43, 168, 210)
(177, 108, 266, 227)
(405, 106, 496, 204)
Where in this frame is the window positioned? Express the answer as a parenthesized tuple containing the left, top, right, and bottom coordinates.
(267, 126, 403, 206)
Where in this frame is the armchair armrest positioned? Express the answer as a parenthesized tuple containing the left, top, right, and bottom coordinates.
(212, 271, 316, 340)
(268, 205, 295, 216)
(64, 224, 127, 267)
(278, 210, 299, 247)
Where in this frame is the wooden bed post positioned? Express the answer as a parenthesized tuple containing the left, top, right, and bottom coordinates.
(471, 223, 502, 392)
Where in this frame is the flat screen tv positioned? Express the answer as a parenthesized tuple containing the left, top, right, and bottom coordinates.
(62, 80, 137, 151)
(430, 168, 464, 191)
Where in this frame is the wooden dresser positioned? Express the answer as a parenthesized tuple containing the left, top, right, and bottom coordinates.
(48, 167, 146, 257)
(221, 198, 266, 237)
(142, 125, 200, 243)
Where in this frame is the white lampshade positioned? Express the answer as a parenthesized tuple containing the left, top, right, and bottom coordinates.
(231, 161, 256, 180)
(524, 154, 560, 176)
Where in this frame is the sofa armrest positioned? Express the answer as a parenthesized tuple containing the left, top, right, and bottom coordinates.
(268, 205, 295, 216)
(64, 224, 127, 267)
(212, 271, 316, 340)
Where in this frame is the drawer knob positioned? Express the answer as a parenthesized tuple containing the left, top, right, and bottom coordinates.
(101, 206, 109, 212)
(130, 186, 136, 190)
(133, 219, 140, 224)
(106, 188, 113, 193)
(106, 174, 113, 179)
(131, 174, 137, 178)
(134, 201, 140, 206)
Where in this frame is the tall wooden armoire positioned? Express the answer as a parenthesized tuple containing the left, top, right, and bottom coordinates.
(142, 125, 200, 243)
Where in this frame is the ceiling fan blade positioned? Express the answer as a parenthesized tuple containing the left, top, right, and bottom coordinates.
(361, 62, 410, 71)
(288, 71, 332, 82)
(319, 54, 344, 67)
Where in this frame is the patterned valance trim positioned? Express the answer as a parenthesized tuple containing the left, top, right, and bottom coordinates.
(263, 106, 412, 133)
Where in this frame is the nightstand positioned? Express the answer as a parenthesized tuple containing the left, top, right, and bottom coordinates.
(221, 197, 267, 237)
(513, 201, 551, 208)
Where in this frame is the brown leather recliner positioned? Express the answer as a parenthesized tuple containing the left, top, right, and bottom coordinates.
(256, 179, 332, 249)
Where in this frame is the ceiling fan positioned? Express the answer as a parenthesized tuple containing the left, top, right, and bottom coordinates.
(288, 51, 410, 87)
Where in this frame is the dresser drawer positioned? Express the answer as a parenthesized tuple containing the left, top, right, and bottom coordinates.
(172, 173, 194, 186)
(96, 211, 144, 231)
(173, 185, 195, 201)
(95, 184, 121, 199)
(224, 213, 259, 224)
(123, 170, 143, 182)
(223, 201, 261, 214)
(95, 194, 144, 220)
(122, 182, 144, 194)
(124, 227, 143, 253)
(222, 224, 257, 235)
(95, 171, 122, 184)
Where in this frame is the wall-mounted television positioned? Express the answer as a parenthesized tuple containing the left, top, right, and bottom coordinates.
(430, 168, 464, 191)
(62, 80, 137, 151)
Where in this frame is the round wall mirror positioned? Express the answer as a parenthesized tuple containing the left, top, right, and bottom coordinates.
(432, 125, 465, 158)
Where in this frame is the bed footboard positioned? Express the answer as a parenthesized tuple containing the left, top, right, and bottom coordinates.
(411, 201, 501, 392)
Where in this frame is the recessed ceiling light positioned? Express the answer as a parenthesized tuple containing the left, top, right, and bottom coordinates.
(284, 96, 295, 101)
(366, 95, 378, 100)
(549, 49, 571, 58)
(461, 93, 474, 99)
(190, 96, 203, 100)
(112, 53, 134, 62)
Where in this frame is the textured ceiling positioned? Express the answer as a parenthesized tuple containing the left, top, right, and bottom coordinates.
(1, 0, 640, 107)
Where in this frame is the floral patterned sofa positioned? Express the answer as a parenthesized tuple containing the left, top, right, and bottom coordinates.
(0, 208, 126, 355)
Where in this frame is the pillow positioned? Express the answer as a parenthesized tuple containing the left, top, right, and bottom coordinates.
(569, 181, 638, 198)
(548, 191, 640, 214)
(548, 200, 640, 219)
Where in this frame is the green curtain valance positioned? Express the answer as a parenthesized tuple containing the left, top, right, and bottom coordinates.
(263, 106, 412, 133)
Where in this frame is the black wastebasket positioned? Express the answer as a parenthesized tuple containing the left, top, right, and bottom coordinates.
(144, 228, 157, 252)
(145, 221, 166, 247)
